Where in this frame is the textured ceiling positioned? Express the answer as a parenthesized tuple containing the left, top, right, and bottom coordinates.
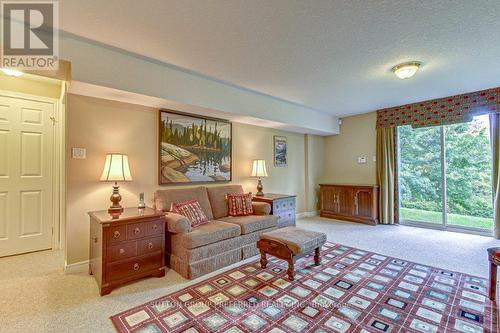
(59, 0, 500, 117)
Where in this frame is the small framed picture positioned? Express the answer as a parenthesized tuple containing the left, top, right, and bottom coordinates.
(274, 135, 287, 167)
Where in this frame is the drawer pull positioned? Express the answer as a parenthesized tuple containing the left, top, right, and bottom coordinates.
(133, 263, 140, 271)
(134, 227, 141, 235)
(113, 231, 121, 238)
(152, 224, 158, 230)
(148, 242, 154, 249)
(119, 248, 125, 254)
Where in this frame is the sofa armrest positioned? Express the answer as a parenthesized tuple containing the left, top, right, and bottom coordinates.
(165, 213, 192, 233)
(252, 202, 271, 215)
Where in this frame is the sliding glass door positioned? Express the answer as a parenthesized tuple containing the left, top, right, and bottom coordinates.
(399, 125, 443, 224)
(398, 115, 493, 233)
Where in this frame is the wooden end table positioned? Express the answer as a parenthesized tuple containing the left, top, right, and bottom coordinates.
(89, 207, 166, 295)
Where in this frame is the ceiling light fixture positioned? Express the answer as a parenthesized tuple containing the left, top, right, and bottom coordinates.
(0, 68, 23, 77)
(392, 61, 421, 80)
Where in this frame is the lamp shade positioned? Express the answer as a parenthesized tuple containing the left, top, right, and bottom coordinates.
(100, 153, 132, 182)
(251, 159, 268, 177)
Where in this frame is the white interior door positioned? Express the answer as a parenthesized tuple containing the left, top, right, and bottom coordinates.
(0, 94, 55, 257)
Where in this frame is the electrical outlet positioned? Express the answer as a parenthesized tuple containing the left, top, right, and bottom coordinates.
(72, 147, 86, 159)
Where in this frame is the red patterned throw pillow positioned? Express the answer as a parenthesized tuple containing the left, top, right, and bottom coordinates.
(227, 193, 253, 216)
(171, 200, 209, 228)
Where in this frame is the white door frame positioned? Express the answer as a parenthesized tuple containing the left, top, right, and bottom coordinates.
(0, 86, 66, 252)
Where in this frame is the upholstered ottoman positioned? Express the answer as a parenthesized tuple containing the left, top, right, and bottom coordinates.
(257, 227, 327, 280)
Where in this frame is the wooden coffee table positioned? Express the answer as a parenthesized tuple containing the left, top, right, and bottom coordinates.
(257, 227, 327, 280)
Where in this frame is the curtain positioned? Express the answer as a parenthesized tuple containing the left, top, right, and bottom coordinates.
(490, 113, 500, 239)
(376, 127, 397, 224)
(376, 87, 499, 129)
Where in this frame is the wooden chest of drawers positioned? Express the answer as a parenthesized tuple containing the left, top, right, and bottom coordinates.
(252, 194, 296, 228)
(89, 207, 166, 295)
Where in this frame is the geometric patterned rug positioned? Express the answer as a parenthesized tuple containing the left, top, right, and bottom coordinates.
(111, 242, 498, 332)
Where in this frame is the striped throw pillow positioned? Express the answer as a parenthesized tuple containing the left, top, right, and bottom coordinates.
(171, 200, 209, 228)
(227, 192, 253, 216)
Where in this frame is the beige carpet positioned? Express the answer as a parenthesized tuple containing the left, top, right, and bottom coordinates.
(0, 217, 498, 333)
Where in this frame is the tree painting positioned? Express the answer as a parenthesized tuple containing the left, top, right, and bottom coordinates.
(159, 111, 231, 184)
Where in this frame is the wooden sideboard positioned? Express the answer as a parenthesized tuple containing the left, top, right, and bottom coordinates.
(319, 184, 379, 225)
(252, 193, 296, 228)
(89, 207, 166, 295)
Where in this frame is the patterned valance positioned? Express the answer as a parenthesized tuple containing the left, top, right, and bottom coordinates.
(376, 87, 500, 128)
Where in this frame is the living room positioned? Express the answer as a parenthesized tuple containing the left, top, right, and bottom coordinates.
(1, 1, 500, 332)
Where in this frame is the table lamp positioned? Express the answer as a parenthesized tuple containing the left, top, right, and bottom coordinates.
(100, 153, 132, 214)
(251, 159, 268, 196)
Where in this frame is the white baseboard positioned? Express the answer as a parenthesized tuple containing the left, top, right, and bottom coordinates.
(64, 260, 89, 274)
(296, 210, 319, 219)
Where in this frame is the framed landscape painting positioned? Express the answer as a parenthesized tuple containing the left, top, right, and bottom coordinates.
(158, 110, 232, 184)
(274, 135, 287, 167)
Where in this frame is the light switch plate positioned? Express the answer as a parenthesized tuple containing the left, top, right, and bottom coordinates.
(357, 156, 367, 164)
(72, 147, 86, 159)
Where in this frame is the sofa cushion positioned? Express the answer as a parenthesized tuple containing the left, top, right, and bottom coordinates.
(154, 186, 214, 220)
(207, 185, 243, 219)
(173, 220, 241, 249)
(228, 192, 253, 216)
(219, 214, 278, 234)
(171, 200, 209, 227)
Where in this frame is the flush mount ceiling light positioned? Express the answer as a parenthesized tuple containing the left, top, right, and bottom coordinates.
(392, 61, 421, 80)
(0, 68, 23, 77)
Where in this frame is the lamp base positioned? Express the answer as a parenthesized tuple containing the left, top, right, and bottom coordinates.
(108, 206, 124, 214)
(256, 178, 264, 196)
(108, 182, 124, 215)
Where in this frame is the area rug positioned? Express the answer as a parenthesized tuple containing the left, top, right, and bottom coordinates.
(111, 242, 497, 332)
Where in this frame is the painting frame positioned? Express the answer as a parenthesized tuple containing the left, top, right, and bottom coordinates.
(274, 135, 287, 167)
(158, 109, 232, 185)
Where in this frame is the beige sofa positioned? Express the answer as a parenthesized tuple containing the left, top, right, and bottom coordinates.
(154, 185, 278, 279)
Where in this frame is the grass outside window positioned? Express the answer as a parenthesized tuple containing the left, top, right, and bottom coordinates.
(400, 207, 493, 230)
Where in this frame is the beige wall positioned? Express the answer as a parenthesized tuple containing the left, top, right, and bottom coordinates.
(323, 112, 377, 184)
(66, 94, 318, 265)
(305, 134, 325, 211)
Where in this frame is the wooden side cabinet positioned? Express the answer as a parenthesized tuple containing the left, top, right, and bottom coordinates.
(252, 193, 296, 228)
(319, 184, 379, 225)
(89, 207, 166, 295)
